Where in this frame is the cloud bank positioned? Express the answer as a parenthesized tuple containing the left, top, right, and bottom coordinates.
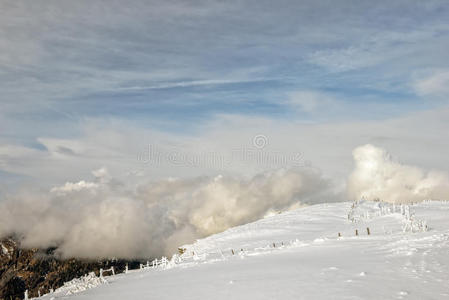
(347, 144, 449, 203)
(1, 144, 449, 259)
(0, 167, 334, 259)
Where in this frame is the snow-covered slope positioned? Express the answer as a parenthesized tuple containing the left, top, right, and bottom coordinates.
(39, 201, 449, 300)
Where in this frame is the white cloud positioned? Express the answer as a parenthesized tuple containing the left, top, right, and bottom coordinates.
(347, 144, 449, 203)
(1, 105, 449, 190)
(50, 180, 99, 195)
(0, 166, 334, 259)
(308, 27, 447, 73)
(116, 78, 270, 91)
(287, 90, 337, 112)
(414, 70, 449, 99)
(3, 142, 449, 259)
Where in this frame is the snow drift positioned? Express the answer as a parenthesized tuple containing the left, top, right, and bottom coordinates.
(347, 144, 449, 203)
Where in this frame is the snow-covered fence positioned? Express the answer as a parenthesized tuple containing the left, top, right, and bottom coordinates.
(160, 256, 168, 267)
(136, 256, 173, 270)
(337, 227, 371, 237)
(347, 200, 429, 234)
(99, 267, 115, 278)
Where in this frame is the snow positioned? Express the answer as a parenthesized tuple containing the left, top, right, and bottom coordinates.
(41, 272, 107, 299)
(1, 243, 9, 256)
(38, 201, 449, 300)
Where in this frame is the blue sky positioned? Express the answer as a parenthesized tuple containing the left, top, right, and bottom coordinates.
(1, 0, 449, 189)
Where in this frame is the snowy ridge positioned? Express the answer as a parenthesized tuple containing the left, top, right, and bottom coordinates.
(38, 201, 449, 300)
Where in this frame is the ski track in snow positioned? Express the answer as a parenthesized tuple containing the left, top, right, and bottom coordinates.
(38, 201, 449, 300)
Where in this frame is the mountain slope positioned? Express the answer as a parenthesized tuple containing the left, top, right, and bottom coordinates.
(0, 238, 145, 300)
(39, 201, 449, 300)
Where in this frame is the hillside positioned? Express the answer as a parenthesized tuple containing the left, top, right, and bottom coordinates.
(38, 201, 449, 300)
(0, 239, 147, 300)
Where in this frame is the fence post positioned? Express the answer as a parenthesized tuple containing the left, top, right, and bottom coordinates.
(338, 232, 341, 237)
(231, 249, 235, 255)
(355, 229, 358, 236)
(367, 227, 370, 235)
(161, 257, 168, 267)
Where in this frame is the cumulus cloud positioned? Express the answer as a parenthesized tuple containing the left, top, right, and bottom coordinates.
(0, 167, 334, 259)
(50, 181, 99, 195)
(347, 144, 449, 203)
(3, 144, 449, 259)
